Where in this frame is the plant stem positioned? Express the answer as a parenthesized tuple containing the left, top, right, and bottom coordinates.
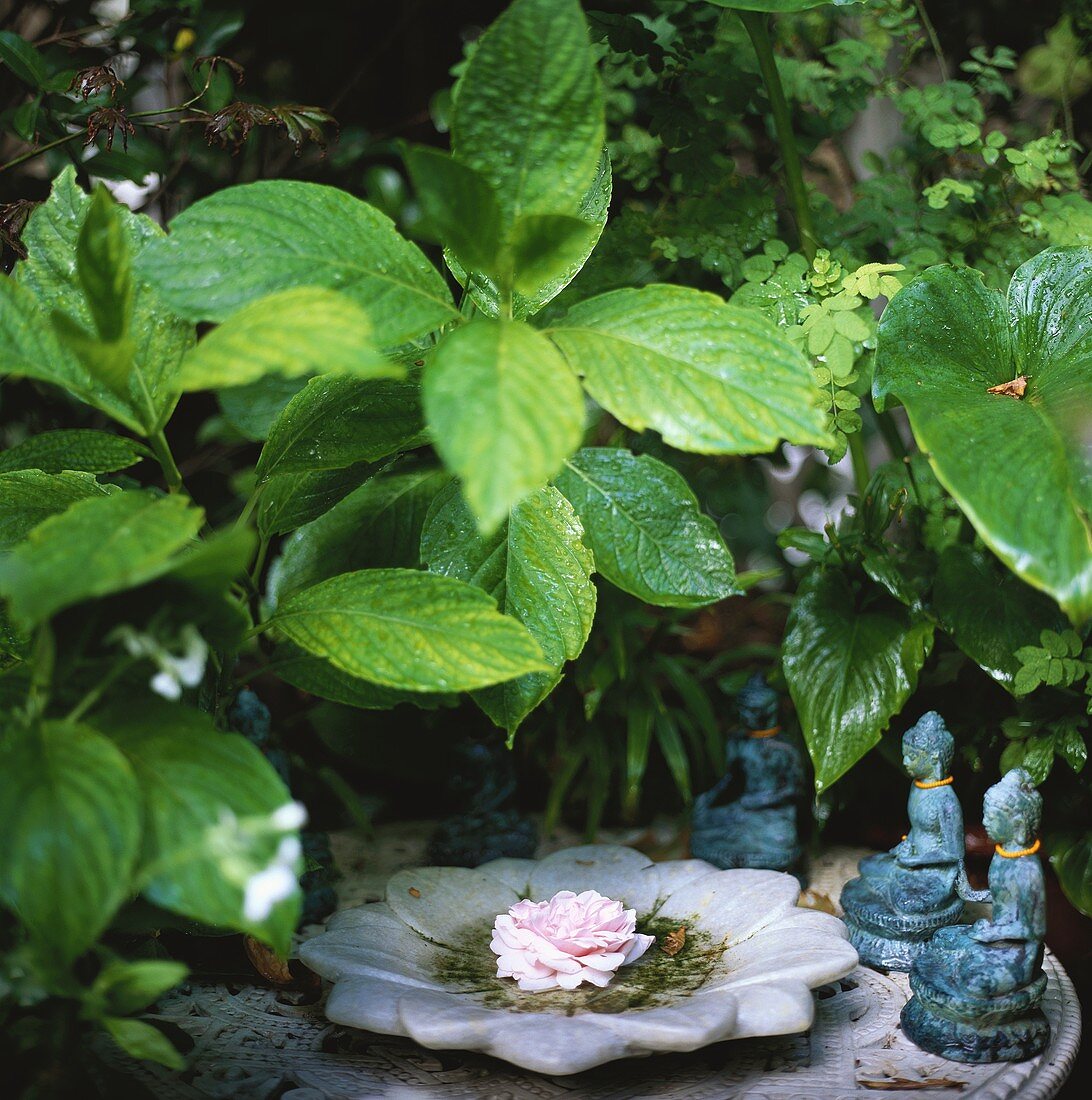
(26, 625, 56, 718)
(66, 657, 139, 724)
(912, 0, 949, 83)
(149, 429, 184, 494)
(847, 432, 870, 495)
(740, 11, 818, 263)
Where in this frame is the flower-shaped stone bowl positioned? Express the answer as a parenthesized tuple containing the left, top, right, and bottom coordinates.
(300, 844, 858, 1076)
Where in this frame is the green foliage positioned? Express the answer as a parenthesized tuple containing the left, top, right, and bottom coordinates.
(3, 0, 1092, 1069)
(265, 569, 551, 692)
(875, 249, 1092, 624)
(548, 284, 831, 453)
(0, 721, 140, 970)
(100, 702, 302, 955)
(5, 169, 193, 434)
(423, 318, 585, 533)
(783, 567, 935, 791)
(0, 492, 204, 627)
(136, 180, 458, 345)
(178, 288, 397, 391)
(422, 483, 597, 734)
(554, 448, 738, 608)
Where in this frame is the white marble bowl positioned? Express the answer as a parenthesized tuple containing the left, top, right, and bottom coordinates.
(300, 844, 859, 1075)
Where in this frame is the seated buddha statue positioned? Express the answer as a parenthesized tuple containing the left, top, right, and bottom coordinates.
(901, 767, 1049, 1062)
(840, 712, 985, 971)
(690, 673, 806, 877)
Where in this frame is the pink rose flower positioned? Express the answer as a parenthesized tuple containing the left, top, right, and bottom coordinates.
(490, 889, 655, 992)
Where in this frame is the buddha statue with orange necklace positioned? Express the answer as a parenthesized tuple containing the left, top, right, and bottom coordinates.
(840, 712, 987, 971)
(690, 673, 806, 878)
(901, 767, 1049, 1062)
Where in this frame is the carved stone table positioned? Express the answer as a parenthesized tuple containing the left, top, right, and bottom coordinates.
(102, 825, 1082, 1100)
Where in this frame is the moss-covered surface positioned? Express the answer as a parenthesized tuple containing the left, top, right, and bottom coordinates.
(433, 916, 725, 1015)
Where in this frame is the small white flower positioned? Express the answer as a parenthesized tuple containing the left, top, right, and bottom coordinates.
(98, 171, 160, 211)
(243, 864, 298, 923)
(110, 624, 208, 700)
(271, 801, 308, 831)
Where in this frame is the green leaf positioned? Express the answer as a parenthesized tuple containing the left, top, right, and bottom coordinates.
(136, 180, 457, 347)
(78, 187, 134, 343)
(102, 1018, 184, 1070)
(0, 31, 48, 87)
(874, 249, 1092, 624)
(219, 376, 305, 442)
(0, 721, 140, 967)
(424, 318, 584, 533)
(0, 491, 203, 626)
(270, 643, 447, 711)
(0, 470, 114, 552)
(265, 568, 550, 692)
(257, 463, 374, 539)
(92, 959, 188, 1016)
(452, 0, 604, 231)
(548, 285, 831, 453)
(703, 0, 864, 10)
(446, 152, 611, 319)
(179, 288, 398, 391)
(0, 277, 122, 426)
(100, 701, 300, 953)
(554, 447, 739, 607)
(272, 460, 451, 600)
(402, 144, 502, 274)
(14, 168, 194, 433)
(1049, 832, 1092, 917)
(509, 214, 600, 296)
(421, 483, 596, 732)
(933, 545, 1068, 692)
(257, 375, 425, 481)
(0, 430, 149, 475)
(783, 568, 935, 792)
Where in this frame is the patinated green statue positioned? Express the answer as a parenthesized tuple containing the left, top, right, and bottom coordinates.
(902, 768, 1049, 1062)
(690, 673, 805, 876)
(427, 735, 537, 867)
(840, 712, 986, 970)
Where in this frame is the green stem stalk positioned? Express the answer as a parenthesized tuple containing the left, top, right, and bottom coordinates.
(847, 431, 870, 496)
(740, 11, 818, 263)
(149, 429, 184, 494)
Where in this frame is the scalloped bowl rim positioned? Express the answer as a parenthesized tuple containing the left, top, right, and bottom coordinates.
(300, 844, 859, 1075)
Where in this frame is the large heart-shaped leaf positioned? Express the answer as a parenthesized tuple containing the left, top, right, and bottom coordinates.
(554, 447, 738, 607)
(0, 721, 140, 968)
(932, 544, 1067, 693)
(874, 249, 1092, 624)
(548, 285, 831, 454)
(136, 180, 457, 348)
(783, 568, 935, 792)
(421, 482, 596, 732)
(265, 568, 549, 692)
(423, 318, 585, 534)
(100, 701, 299, 954)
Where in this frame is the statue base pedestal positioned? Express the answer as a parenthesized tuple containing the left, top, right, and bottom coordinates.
(901, 990, 1050, 1063)
(841, 877, 963, 971)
